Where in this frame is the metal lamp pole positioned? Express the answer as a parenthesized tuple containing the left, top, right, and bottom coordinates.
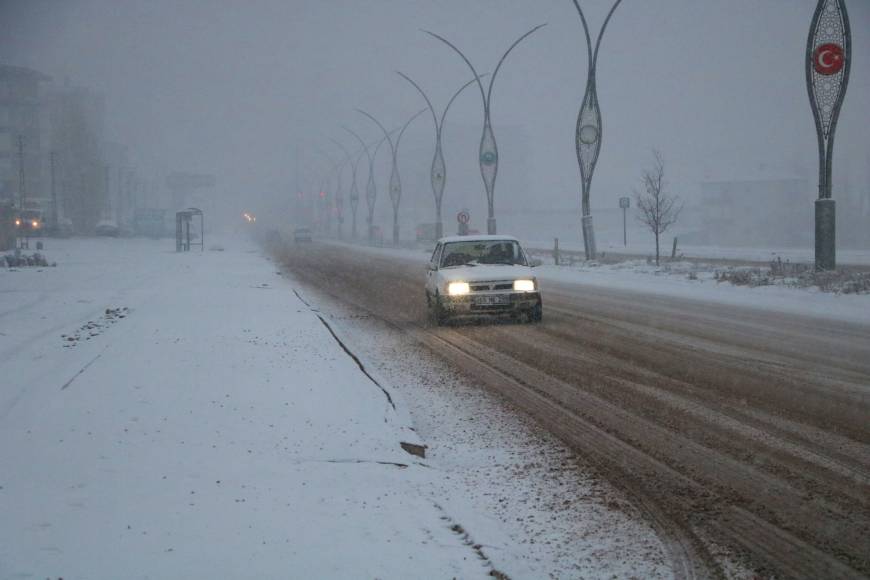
(316, 144, 347, 238)
(570, 0, 623, 261)
(329, 138, 356, 239)
(343, 126, 391, 244)
(806, 0, 851, 271)
(424, 25, 546, 235)
(397, 72, 485, 240)
(356, 108, 426, 245)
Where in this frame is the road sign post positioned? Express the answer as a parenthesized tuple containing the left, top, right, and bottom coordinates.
(619, 196, 630, 247)
(457, 210, 470, 236)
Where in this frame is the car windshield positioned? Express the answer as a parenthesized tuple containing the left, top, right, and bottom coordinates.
(440, 240, 527, 268)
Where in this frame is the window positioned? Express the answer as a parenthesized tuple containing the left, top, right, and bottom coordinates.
(440, 240, 527, 268)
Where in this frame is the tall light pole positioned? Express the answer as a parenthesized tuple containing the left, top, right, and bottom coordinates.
(329, 138, 355, 239)
(356, 108, 426, 245)
(343, 126, 391, 243)
(570, 0, 623, 261)
(397, 72, 485, 240)
(806, 0, 851, 271)
(316, 144, 346, 238)
(424, 25, 546, 235)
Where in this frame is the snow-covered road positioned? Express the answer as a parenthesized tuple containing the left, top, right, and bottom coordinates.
(1, 237, 672, 579)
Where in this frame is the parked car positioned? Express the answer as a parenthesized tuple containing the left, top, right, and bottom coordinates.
(425, 235, 542, 325)
(94, 219, 120, 237)
(293, 227, 312, 243)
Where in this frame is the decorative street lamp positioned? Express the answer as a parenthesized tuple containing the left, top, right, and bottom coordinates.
(343, 126, 391, 243)
(424, 25, 546, 235)
(573, 0, 622, 260)
(316, 145, 345, 238)
(329, 138, 358, 239)
(806, 0, 851, 271)
(397, 72, 485, 240)
(570, 0, 623, 261)
(356, 108, 426, 245)
(331, 138, 362, 239)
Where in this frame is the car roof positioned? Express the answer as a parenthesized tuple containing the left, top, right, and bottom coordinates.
(437, 234, 520, 244)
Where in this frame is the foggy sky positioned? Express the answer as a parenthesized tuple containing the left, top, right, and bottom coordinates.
(2, 0, 869, 226)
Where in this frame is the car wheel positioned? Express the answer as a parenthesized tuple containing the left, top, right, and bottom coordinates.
(529, 302, 543, 323)
(430, 294, 447, 326)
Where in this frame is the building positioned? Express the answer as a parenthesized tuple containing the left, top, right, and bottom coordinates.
(47, 81, 107, 233)
(0, 65, 51, 211)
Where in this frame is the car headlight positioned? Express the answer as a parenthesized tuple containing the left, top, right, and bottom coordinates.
(447, 281, 470, 296)
(513, 279, 535, 292)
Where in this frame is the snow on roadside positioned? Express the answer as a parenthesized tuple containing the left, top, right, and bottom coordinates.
(289, 276, 678, 579)
(0, 237, 496, 579)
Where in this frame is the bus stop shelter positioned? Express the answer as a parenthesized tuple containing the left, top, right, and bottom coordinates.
(176, 207, 204, 252)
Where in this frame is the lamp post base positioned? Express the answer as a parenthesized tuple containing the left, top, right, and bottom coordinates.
(487, 217, 497, 235)
(581, 214, 596, 261)
(815, 198, 836, 271)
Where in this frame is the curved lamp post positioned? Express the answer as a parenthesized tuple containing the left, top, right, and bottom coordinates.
(356, 108, 426, 245)
(424, 25, 545, 235)
(316, 145, 345, 238)
(397, 72, 486, 239)
(343, 126, 391, 243)
(570, 0, 623, 260)
(331, 138, 362, 239)
(329, 138, 363, 239)
(806, 0, 851, 270)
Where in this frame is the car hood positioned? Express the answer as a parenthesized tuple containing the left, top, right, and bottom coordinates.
(438, 264, 535, 283)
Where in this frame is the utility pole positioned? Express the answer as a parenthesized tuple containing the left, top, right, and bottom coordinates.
(17, 135, 25, 210)
(50, 151, 58, 230)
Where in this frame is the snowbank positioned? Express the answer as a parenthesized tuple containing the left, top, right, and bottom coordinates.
(0, 237, 495, 579)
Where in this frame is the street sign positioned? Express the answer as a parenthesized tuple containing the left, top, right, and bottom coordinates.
(619, 197, 630, 247)
(457, 211, 470, 224)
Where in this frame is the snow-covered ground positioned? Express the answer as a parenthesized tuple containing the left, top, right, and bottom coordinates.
(339, 241, 870, 325)
(524, 238, 870, 267)
(1, 237, 675, 579)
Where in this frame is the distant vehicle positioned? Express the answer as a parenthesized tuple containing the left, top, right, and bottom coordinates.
(94, 220, 120, 237)
(425, 235, 543, 325)
(14, 209, 43, 234)
(293, 227, 312, 243)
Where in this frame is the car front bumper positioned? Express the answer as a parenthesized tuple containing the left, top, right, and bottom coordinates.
(440, 292, 541, 316)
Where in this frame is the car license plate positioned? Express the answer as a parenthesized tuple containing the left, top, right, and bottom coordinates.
(473, 294, 509, 306)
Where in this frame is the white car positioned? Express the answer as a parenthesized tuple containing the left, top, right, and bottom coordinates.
(425, 235, 542, 325)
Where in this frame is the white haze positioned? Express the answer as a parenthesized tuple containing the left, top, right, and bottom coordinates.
(2, 0, 868, 245)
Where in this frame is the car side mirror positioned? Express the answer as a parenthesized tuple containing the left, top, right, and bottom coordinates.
(529, 258, 543, 268)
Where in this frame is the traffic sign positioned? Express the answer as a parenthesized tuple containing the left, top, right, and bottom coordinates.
(619, 197, 630, 209)
(457, 211, 470, 224)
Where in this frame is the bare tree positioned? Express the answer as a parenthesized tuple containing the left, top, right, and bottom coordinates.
(635, 150, 682, 265)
